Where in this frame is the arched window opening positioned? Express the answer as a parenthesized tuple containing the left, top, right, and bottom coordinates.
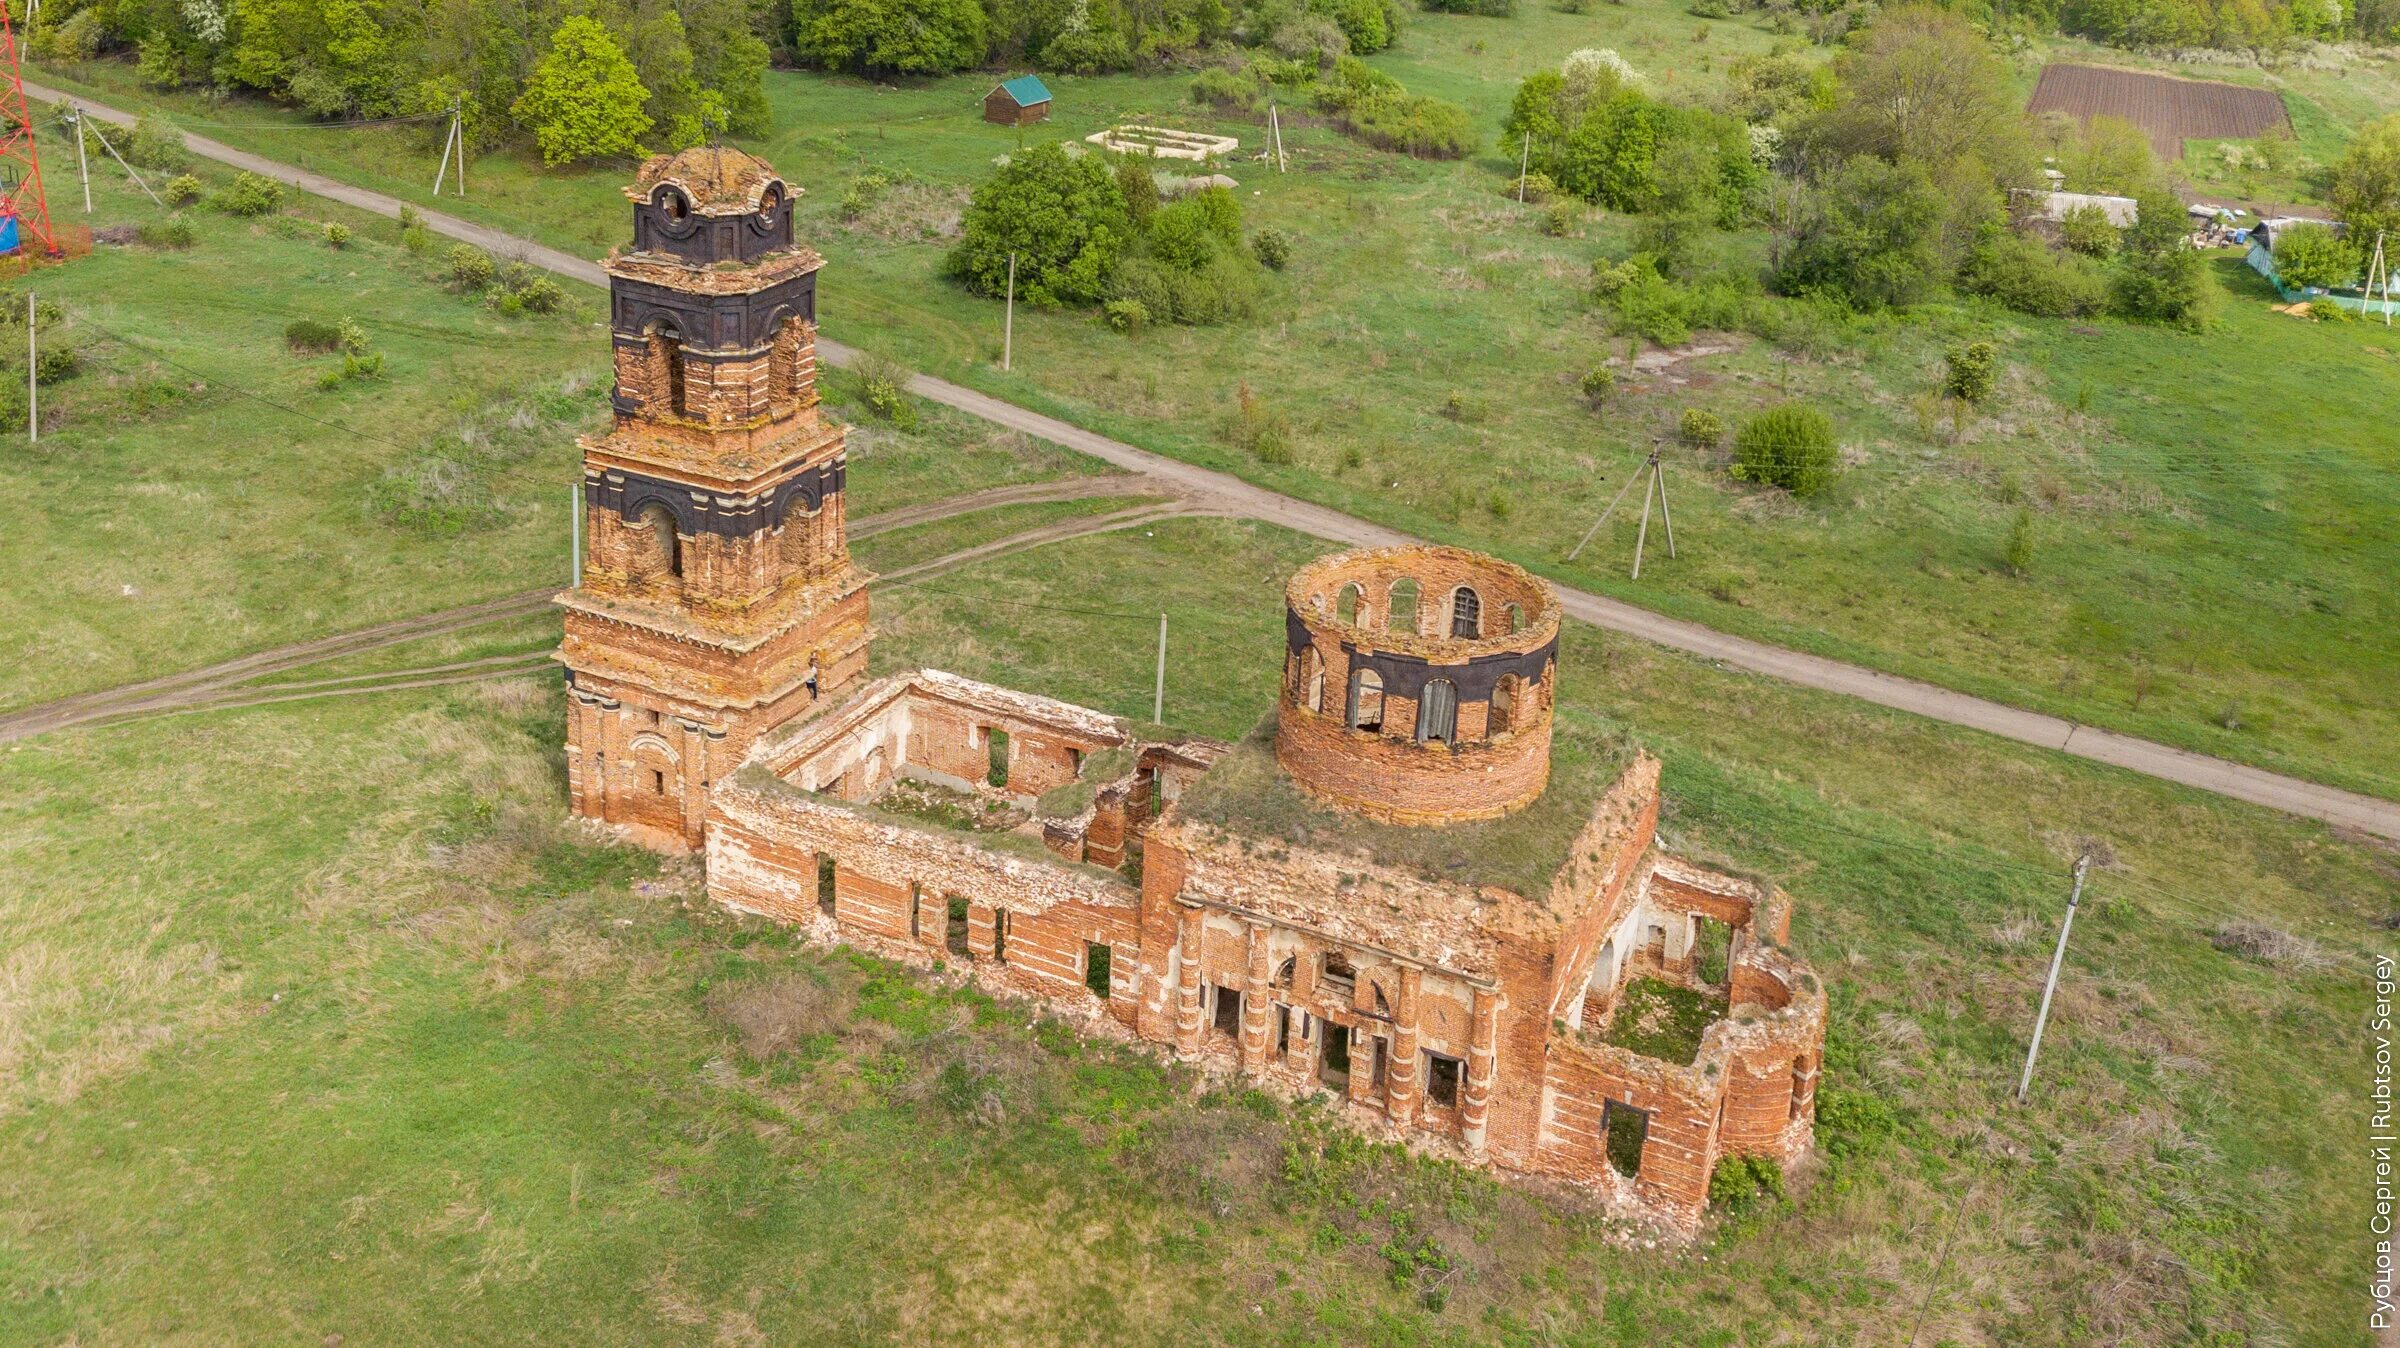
(1507, 602, 1527, 633)
(1491, 673, 1521, 735)
(779, 496, 821, 571)
(1348, 668, 1384, 733)
(1387, 578, 1420, 635)
(659, 187, 690, 221)
(1416, 678, 1457, 745)
(1450, 587, 1481, 638)
(1336, 582, 1365, 626)
(645, 318, 687, 419)
(1272, 956, 1296, 989)
(767, 313, 804, 410)
(1321, 953, 1357, 999)
(630, 502, 682, 584)
(1300, 646, 1325, 713)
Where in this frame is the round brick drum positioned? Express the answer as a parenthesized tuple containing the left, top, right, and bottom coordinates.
(1275, 546, 1562, 825)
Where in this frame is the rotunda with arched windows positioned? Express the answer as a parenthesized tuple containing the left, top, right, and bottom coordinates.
(1275, 545, 1562, 825)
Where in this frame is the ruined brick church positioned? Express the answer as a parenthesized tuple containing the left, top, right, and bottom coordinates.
(557, 147, 1826, 1229)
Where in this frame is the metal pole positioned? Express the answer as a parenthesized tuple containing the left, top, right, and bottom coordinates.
(2016, 853, 2092, 1104)
(1153, 613, 1166, 723)
(26, 292, 36, 443)
(570, 480, 581, 585)
(1630, 457, 1657, 580)
(1002, 252, 1016, 372)
(71, 108, 91, 213)
(1656, 453, 1676, 560)
(1517, 132, 1530, 203)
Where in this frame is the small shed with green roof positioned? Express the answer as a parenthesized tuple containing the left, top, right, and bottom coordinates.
(984, 75, 1054, 127)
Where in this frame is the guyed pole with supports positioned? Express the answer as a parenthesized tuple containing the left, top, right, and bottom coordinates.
(431, 97, 466, 198)
(68, 105, 90, 213)
(81, 118, 159, 207)
(1002, 251, 1017, 372)
(1153, 613, 1167, 724)
(2365, 230, 2394, 328)
(2015, 852, 2093, 1104)
(1565, 448, 1676, 577)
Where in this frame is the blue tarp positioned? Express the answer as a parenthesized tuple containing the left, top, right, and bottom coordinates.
(0, 215, 19, 256)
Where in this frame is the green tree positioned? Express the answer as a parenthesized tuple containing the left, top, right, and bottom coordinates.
(2110, 186, 2217, 329)
(2273, 222, 2362, 291)
(1815, 6, 2029, 184)
(2063, 115, 2156, 195)
(1774, 156, 1946, 310)
(793, 0, 987, 76)
(2330, 114, 2400, 244)
(949, 142, 1133, 307)
(511, 17, 652, 166)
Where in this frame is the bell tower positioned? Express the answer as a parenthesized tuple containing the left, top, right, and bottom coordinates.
(557, 146, 872, 853)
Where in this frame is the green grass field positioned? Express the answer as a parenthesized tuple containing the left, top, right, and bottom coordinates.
(1, 508, 2386, 1344)
(29, 9, 2400, 803)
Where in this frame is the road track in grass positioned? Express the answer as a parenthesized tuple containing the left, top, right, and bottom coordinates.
(30, 82, 2399, 841)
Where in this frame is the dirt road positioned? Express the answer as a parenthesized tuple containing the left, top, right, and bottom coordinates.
(32, 82, 2399, 840)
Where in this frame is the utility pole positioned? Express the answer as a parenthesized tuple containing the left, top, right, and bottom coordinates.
(1002, 251, 1016, 372)
(570, 480, 581, 585)
(84, 120, 160, 207)
(68, 106, 90, 213)
(1516, 131, 1531, 203)
(2016, 852, 2093, 1104)
(1568, 449, 1674, 579)
(1153, 612, 1167, 723)
(25, 292, 35, 442)
(1270, 103, 1287, 173)
(432, 97, 465, 198)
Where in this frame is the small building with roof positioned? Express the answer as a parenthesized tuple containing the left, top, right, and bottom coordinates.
(984, 75, 1053, 127)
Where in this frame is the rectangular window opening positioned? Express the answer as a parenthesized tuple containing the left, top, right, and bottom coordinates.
(1320, 1023, 1351, 1091)
(1212, 986, 1242, 1037)
(1275, 1004, 1293, 1056)
(994, 909, 1009, 964)
(1085, 942, 1112, 999)
(650, 768, 668, 794)
(816, 854, 836, 917)
(946, 896, 970, 958)
(1425, 1052, 1462, 1108)
(986, 728, 1011, 788)
(909, 883, 922, 941)
(1602, 1099, 1649, 1179)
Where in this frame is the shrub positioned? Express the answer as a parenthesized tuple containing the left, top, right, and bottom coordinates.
(336, 317, 370, 355)
(401, 223, 434, 255)
(1190, 67, 1268, 115)
(1541, 199, 1576, 236)
(137, 215, 196, 250)
(316, 351, 386, 390)
(1422, 0, 1515, 13)
(1942, 341, 1998, 404)
(1507, 170, 1560, 204)
(447, 244, 497, 291)
(1103, 298, 1148, 334)
(1815, 1086, 1898, 1158)
(33, 344, 79, 385)
(1708, 1154, 1785, 1210)
(215, 171, 285, 217)
(1112, 250, 1263, 326)
(1955, 232, 2109, 318)
(127, 113, 191, 172)
(1678, 407, 1724, 450)
(853, 352, 918, 430)
(2273, 222, 2362, 292)
(2003, 506, 2034, 576)
(949, 142, 1132, 308)
(1576, 364, 1615, 408)
(512, 275, 566, 315)
(1590, 257, 1645, 298)
(1250, 227, 1292, 271)
(2056, 204, 2120, 259)
(1115, 159, 1159, 229)
(1731, 403, 1838, 496)
(285, 319, 344, 353)
(161, 173, 203, 207)
(2306, 296, 2349, 322)
(1227, 381, 1293, 463)
(1774, 157, 1945, 311)
(322, 222, 351, 249)
(1341, 91, 1476, 159)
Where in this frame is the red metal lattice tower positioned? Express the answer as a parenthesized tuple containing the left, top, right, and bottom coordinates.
(0, 0, 57, 257)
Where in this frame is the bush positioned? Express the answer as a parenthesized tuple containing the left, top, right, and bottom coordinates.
(1708, 1154, 1785, 1211)
(1731, 403, 1838, 496)
(1507, 169, 1560, 204)
(336, 317, 370, 355)
(447, 244, 497, 291)
(2056, 204, 2120, 259)
(1942, 341, 1998, 404)
(34, 344, 79, 385)
(1774, 157, 1945, 311)
(1115, 160, 1159, 230)
(1250, 227, 1292, 271)
(137, 215, 196, 250)
(1955, 232, 2109, 318)
(1541, 199, 1576, 236)
(285, 319, 344, 353)
(1576, 364, 1615, 408)
(162, 174, 203, 207)
(2273, 222, 2362, 292)
(126, 113, 191, 172)
(949, 142, 1132, 308)
(401, 223, 434, 255)
(215, 171, 285, 217)
(1815, 1086, 1898, 1158)
(852, 352, 918, 430)
(316, 352, 386, 390)
(1112, 250, 1263, 326)
(1190, 66, 1268, 115)
(2306, 296, 2349, 322)
(1678, 407, 1724, 450)
(1227, 381, 1293, 463)
(2003, 506, 2034, 576)
(512, 274, 566, 315)
(1422, 0, 1515, 12)
(322, 222, 351, 249)
(1341, 91, 1476, 159)
(1103, 298, 1148, 334)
